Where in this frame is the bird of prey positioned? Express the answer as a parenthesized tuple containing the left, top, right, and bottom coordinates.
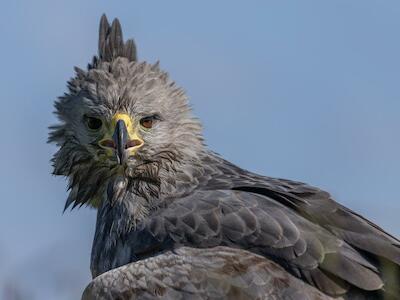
(49, 15, 400, 299)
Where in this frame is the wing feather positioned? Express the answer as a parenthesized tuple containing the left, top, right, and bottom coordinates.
(126, 185, 398, 297)
(82, 247, 336, 300)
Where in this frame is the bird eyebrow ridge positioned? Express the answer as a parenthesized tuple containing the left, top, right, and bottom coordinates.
(142, 113, 163, 121)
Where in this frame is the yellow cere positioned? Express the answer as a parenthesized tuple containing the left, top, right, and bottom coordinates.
(99, 113, 144, 157)
(111, 113, 133, 129)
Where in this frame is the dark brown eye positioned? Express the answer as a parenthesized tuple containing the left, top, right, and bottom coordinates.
(86, 116, 102, 130)
(140, 117, 154, 129)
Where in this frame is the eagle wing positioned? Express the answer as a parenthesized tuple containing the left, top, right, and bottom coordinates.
(89, 156, 400, 299)
(121, 157, 400, 298)
(82, 246, 335, 300)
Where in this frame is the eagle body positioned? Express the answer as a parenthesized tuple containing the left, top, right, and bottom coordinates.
(90, 153, 400, 299)
(49, 15, 400, 299)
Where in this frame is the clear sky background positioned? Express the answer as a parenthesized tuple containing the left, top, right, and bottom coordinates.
(1, 1, 400, 299)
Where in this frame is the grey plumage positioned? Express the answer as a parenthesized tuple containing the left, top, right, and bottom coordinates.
(49, 15, 400, 299)
(82, 247, 337, 300)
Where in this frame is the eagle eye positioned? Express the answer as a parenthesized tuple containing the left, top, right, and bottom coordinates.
(85, 116, 103, 130)
(140, 116, 155, 129)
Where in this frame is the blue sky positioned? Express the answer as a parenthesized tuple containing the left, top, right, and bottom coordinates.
(1, 1, 400, 299)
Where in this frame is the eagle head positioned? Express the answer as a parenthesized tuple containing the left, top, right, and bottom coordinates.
(49, 15, 204, 211)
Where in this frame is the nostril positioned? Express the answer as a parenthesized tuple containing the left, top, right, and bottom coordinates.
(100, 139, 116, 148)
(125, 139, 142, 149)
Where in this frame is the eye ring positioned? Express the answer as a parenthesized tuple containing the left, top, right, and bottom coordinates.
(85, 116, 103, 130)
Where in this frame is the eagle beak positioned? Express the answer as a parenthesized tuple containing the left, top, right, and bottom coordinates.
(113, 120, 129, 165)
(99, 114, 144, 165)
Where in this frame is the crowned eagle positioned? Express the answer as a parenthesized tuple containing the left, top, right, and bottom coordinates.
(49, 15, 400, 300)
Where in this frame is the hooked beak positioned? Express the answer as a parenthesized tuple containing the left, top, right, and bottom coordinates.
(99, 113, 144, 165)
(112, 120, 128, 165)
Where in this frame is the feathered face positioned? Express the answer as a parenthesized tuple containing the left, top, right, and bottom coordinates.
(49, 16, 204, 210)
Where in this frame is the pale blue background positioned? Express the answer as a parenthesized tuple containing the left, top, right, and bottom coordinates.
(1, 1, 399, 299)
